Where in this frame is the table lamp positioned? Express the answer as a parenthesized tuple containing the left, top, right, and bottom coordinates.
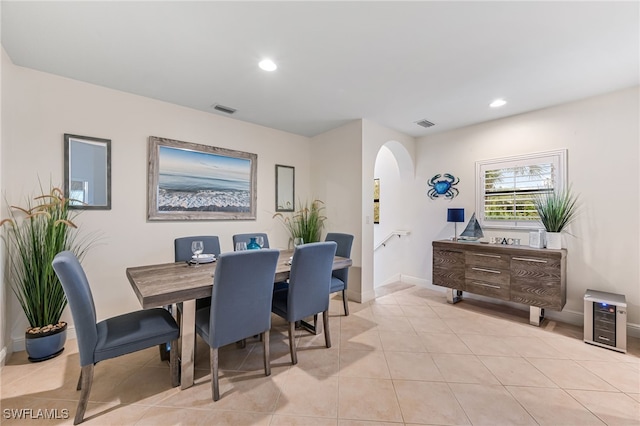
(447, 208, 465, 241)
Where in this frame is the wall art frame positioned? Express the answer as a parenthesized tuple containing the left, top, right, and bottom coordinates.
(147, 136, 257, 221)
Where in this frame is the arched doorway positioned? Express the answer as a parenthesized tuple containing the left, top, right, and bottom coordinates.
(373, 141, 414, 290)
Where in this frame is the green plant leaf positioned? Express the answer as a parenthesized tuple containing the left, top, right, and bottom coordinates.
(533, 187, 580, 233)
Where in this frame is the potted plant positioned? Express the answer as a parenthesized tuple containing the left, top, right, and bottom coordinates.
(533, 187, 579, 249)
(274, 199, 327, 246)
(1, 186, 94, 361)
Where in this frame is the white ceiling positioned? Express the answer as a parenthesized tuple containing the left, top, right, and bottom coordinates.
(2, 1, 638, 138)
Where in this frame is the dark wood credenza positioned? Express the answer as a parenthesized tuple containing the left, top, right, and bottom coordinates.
(432, 240, 567, 326)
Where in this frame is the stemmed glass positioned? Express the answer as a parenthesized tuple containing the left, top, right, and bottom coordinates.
(191, 240, 204, 267)
(293, 237, 304, 248)
(256, 236, 265, 249)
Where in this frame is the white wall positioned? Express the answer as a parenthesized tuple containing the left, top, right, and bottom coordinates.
(2, 54, 312, 351)
(415, 87, 640, 329)
(0, 41, 6, 364)
(310, 120, 363, 301)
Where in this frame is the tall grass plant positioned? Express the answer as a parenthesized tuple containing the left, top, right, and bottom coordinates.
(274, 199, 327, 245)
(533, 187, 579, 233)
(1, 186, 95, 329)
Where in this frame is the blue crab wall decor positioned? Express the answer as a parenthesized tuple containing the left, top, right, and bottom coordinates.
(427, 173, 460, 199)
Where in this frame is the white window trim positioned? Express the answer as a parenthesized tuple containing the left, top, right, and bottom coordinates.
(476, 149, 568, 230)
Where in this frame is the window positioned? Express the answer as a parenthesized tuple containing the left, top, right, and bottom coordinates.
(476, 149, 567, 229)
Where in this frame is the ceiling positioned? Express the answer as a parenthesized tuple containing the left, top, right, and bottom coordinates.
(2, 1, 638, 138)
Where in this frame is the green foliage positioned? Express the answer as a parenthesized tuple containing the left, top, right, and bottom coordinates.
(273, 199, 327, 244)
(533, 187, 580, 233)
(1, 187, 94, 329)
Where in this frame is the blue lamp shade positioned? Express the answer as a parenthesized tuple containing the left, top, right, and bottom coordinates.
(447, 208, 465, 223)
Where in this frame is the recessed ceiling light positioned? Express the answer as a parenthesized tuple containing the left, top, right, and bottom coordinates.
(258, 59, 277, 71)
(490, 99, 507, 108)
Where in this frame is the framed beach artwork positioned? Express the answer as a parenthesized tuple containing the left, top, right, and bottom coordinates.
(147, 136, 257, 220)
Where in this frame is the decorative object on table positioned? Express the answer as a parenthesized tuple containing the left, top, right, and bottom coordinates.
(447, 208, 464, 241)
(533, 186, 579, 249)
(528, 229, 546, 248)
(1, 186, 96, 361)
(275, 164, 295, 212)
(64, 133, 111, 210)
(247, 237, 261, 250)
(273, 199, 326, 246)
(427, 173, 460, 199)
(147, 136, 257, 221)
(373, 178, 380, 224)
(458, 212, 484, 241)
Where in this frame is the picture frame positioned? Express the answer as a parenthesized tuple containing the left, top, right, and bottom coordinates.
(64, 133, 111, 210)
(147, 136, 257, 220)
(275, 164, 295, 212)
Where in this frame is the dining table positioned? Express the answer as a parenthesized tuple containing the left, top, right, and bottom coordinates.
(126, 249, 352, 389)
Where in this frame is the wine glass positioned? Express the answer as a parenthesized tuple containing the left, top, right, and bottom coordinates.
(256, 236, 265, 248)
(235, 241, 247, 251)
(293, 237, 304, 248)
(191, 240, 204, 267)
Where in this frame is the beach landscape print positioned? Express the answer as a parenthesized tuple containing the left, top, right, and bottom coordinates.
(148, 137, 257, 220)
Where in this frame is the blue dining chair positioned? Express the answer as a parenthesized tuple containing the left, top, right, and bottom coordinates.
(52, 251, 180, 425)
(175, 235, 221, 262)
(325, 233, 354, 316)
(194, 249, 280, 401)
(232, 233, 270, 249)
(175, 236, 221, 312)
(271, 241, 337, 364)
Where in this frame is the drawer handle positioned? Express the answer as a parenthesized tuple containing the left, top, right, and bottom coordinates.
(512, 257, 548, 263)
(471, 281, 501, 289)
(597, 336, 611, 342)
(471, 253, 501, 259)
(471, 267, 501, 274)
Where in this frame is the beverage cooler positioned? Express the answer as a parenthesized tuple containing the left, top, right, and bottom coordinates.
(584, 289, 627, 353)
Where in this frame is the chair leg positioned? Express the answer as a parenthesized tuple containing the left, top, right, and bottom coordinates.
(288, 321, 297, 365)
(170, 338, 180, 387)
(210, 347, 220, 401)
(263, 330, 271, 376)
(323, 310, 332, 348)
(342, 289, 350, 316)
(76, 370, 83, 391)
(74, 364, 93, 425)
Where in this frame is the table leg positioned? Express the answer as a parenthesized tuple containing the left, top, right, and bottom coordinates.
(529, 306, 545, 326)
(446, 289, 463, 304)
(180, 299, 196, 389)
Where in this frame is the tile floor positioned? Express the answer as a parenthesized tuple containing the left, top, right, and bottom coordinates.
(2, 284, 639, 425)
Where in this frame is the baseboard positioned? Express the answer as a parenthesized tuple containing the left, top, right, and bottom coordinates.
(11, 325, 77, 353)
(378, 273, 402, 288)
(397, 275, 640, 339)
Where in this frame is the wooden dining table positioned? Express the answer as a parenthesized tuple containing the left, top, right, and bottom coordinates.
(126, 249, 352, 389)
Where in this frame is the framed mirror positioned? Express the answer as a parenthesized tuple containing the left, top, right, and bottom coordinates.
(64, 134, 111, 210)
(275, 164, 295, 212)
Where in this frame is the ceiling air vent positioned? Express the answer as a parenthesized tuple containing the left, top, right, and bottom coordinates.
(415, 119, 435, 128)
(213, 104, 237, 115)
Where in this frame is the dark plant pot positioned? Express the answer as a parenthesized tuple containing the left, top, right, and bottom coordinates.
(25, 322, 67, 362)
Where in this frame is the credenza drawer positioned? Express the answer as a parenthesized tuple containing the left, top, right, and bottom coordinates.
(465, 265, 510, 286)
(465, 279, 510, 301)
(466, 251, 510, 269)
(433, 249, 465, 290)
